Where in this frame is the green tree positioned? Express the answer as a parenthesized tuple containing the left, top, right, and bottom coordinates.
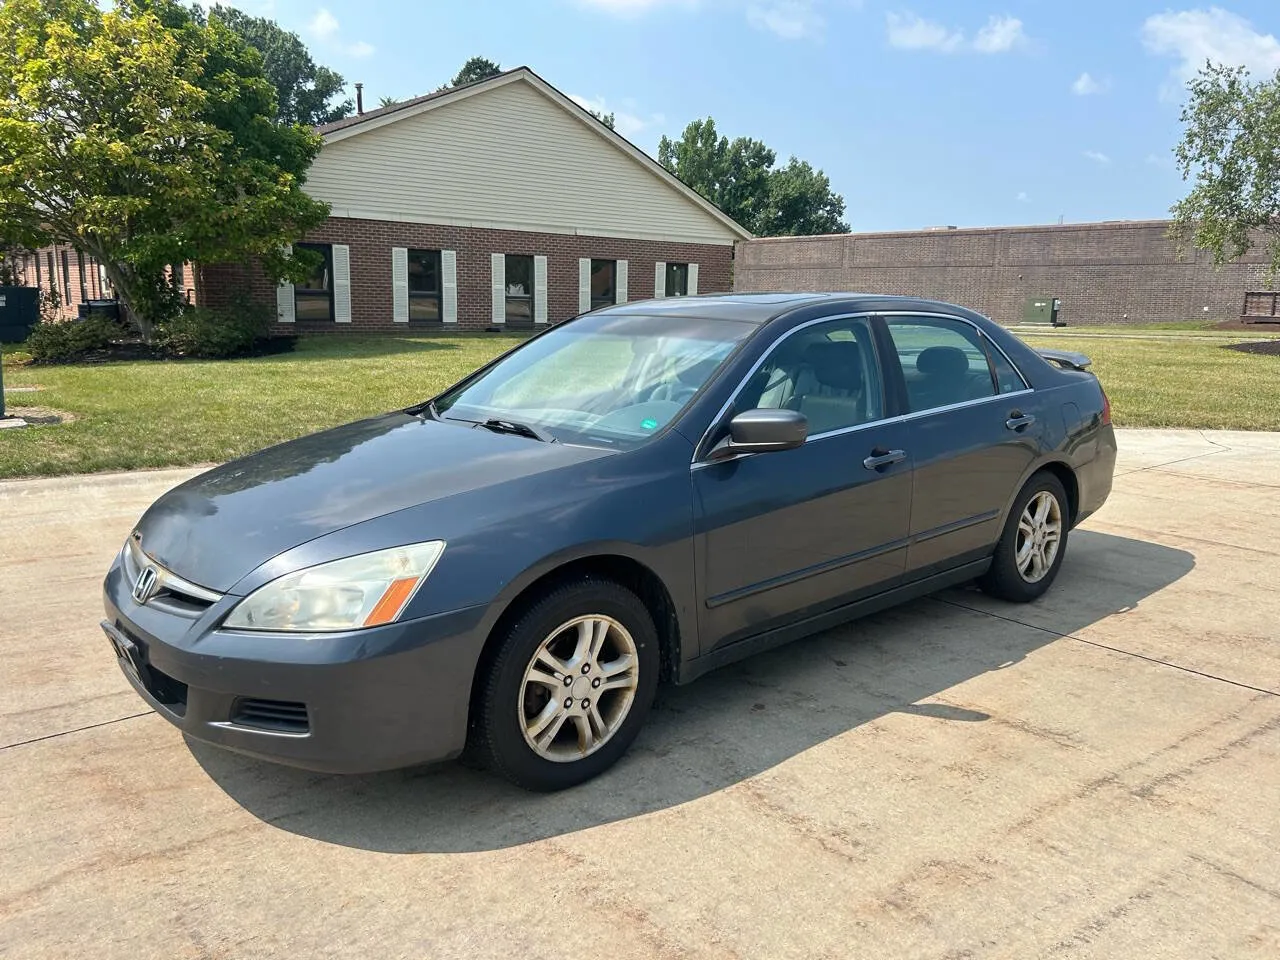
(203, 5, 352, 126)
(0, 0, 329, 341)
(590, 109, 616, 131)
(1172, 62, 1280, 277)
(379, 95, 400, 108)
(659, 117, 847, 236)
(450, 56, 502, 87)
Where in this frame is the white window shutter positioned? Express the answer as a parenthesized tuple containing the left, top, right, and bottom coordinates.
(688, 262, 699, 296)
(332, 244, 351, 322)
(654, 261, 666, 298)
(276, 243, 294, 323)
(391, 247, 409, 323)
(491, 253, 505, 323)
(442, 250, 458, 323)
(534, 255, 548, 324)
(578, 258, 591, 313)
(615, 259, 628, 304)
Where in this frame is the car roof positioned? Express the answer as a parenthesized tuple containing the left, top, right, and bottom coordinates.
(602, 292, 984, 325)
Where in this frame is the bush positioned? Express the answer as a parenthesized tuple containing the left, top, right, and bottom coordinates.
(159, 299, 274, 359)
(25, 316, 119, 363)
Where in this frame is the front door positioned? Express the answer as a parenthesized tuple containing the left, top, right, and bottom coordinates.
(882, 314, 1043, 575)
(692, 315, 914, 650)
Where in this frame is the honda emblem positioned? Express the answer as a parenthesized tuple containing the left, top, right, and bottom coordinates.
(132, 565, 160, 605)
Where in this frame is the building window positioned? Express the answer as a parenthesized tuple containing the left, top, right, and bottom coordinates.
(294, 242, 334, 321)
(61, 250, 72, 305)
(408, 249, 442, 322)
(33, 253, 41, 290)
(506, 254, 534, 323)
(78, 252, 88, 302)
(46, 252, 55, 297)
(590, 259, 616, 309)
(665, 262, 689, 297)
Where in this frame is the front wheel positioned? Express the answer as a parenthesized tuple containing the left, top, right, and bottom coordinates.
(979, 472, 1070, 602)
(471, 579, 660, 791)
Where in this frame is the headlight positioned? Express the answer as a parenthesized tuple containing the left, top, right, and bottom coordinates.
(223, 541, 445, 632)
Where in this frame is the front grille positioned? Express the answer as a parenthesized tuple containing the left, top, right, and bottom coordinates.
(231, 698, 310, 734)
(124, 534, 221, 616)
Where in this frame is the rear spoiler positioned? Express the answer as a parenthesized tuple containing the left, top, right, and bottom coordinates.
(1037, 349, 1092, 372)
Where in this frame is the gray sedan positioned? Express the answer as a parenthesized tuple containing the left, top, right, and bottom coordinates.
(103, 293, 1116, 790)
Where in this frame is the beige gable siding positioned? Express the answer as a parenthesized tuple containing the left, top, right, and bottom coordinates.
(306, 81, 739, 245)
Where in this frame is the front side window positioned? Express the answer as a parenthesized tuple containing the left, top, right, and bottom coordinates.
(506, 254, 533, 323)
(295, 243, 334, 321)
(886, 317, 998, 413)
(590, 259, 616, 309)
(665, 262, 689, 297)
(434, 313, 755, 449)
(734, 317, 885, 436)
(408, 249, 442, 322)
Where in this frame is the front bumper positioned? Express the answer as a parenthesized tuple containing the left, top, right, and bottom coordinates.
(103, 554, 488, 774)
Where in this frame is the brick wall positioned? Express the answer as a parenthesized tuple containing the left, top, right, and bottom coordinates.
(196, 217, 735, 332)
(15, 245, 196, 319)
(734, 220, 1274, 326)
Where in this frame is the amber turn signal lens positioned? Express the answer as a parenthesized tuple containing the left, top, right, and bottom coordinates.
(363, 576, 423, 627)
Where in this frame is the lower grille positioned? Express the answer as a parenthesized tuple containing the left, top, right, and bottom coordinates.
(231, 698, 310, 734)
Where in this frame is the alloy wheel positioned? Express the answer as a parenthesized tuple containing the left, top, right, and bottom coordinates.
(518, 615, 640, 762)
(1015, 490, 1063, 584)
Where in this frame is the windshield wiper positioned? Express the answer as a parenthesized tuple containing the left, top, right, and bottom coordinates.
(478, 418, 557, 443)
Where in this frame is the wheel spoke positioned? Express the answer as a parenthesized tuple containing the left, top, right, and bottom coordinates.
(1016, 538, 1035, 572)
(572, 714, 593, 754)
(588, 701, 607, 739)
(1034, 494, 1052, 525)
(573, 618, 609, 663)
(535, 711, 570, 751)
(526, 698, 563, 740)
(1018, 517, 1035, 538)
(535, 648, 569, 680)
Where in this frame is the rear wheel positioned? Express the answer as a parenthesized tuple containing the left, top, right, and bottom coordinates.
(472, 579, 659, 791)
(979, 472, 1070, 602)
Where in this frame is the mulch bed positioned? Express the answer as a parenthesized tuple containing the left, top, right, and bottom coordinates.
(1222, 339, 1280, 356)
(35, 336, 298, 365)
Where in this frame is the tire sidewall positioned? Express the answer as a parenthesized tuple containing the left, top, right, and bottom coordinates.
(480, 580, 660, 791)
(987, 473, 1070, 602)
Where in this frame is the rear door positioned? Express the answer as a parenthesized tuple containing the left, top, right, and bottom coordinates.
(881, 314, 1044, 577)
(692, 314, 914, 649)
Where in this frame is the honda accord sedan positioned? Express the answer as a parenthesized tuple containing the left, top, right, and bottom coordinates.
(103, 293, 1116, 790)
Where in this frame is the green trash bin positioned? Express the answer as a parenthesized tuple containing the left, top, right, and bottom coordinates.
(0, 286, 39, 343)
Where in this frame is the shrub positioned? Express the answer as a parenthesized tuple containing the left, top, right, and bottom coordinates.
(159, 298, 274, 359)
(26, 316, 119, 363)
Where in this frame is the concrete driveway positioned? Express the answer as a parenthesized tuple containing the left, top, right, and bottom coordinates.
(2, 429, 1278, 959)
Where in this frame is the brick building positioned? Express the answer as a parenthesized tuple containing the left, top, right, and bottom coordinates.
(735, 220, 1277, 326)
(12, 243, 195, 321)
(198, 67, 748, 331)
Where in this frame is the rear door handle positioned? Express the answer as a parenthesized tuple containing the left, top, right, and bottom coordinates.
(1006, 413, 1036, 431)
(863, 448, 907, 471)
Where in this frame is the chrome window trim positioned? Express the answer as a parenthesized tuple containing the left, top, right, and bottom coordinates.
(127, 535, 223, 604)
(691, 309, 1032, 467)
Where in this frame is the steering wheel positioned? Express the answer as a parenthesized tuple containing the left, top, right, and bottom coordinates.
(667, 385, 697, 405)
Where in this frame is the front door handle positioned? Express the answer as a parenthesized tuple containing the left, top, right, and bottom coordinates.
(1006, 412, 1036, 431)
(863, 448, 907, 471)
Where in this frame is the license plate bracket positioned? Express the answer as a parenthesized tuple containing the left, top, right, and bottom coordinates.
(101, 620, 146, 683)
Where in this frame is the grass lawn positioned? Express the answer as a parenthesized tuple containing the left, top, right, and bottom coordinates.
(0, 334, 523, 479)
(3, 327, 1280, 479)
(1017, 331, 1280, 431)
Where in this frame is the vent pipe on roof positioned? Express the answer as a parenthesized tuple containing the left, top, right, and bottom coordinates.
(355, 83, 364, 115)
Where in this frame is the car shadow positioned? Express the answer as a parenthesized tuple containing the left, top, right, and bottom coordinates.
(190, 529, 1194, 853)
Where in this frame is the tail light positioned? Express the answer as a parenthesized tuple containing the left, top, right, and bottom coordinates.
(1100, 385, 1112, 426)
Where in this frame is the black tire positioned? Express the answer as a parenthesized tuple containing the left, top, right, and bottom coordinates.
(979, 471, 1071, 603)
(471, 578, 660, 791)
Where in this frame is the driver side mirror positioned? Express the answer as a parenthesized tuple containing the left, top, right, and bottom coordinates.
(706, 408, 807, 461)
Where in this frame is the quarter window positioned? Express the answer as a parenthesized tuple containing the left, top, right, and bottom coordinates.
(735, 316, 884, 436)
(407, 249, 442, 322)
(984, 342, 1028, 394)
(294, 242, 334, 322)
(505, 254, 534, 324)
(886, 317, 998, 413)
(665, 262, 689, 297)
(590, 259, 616, 309)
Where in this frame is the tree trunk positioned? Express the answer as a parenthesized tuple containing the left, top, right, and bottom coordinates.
(96, 258, 152, 343)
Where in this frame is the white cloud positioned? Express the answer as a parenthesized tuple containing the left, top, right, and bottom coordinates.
(305, 7, 375, 58)
(1016, 191, 1030, 202)
(1083, 150, 1111, 165)
(1142, 7, 1280, 82)
(1145, 152, 1175, 168)
(568, 93, 665, 141)
(886, 11, 1027, 54)
(1072, 71, 1105, 95)
(307, 8, 339, 39)
(747, 1, 824, 40)
(886, 11, 963, 52)
(973, 15, 1026, 53)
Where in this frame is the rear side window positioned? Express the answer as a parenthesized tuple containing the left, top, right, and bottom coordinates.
(985, 341, 1028, 394)
(886, 317, 997, 413)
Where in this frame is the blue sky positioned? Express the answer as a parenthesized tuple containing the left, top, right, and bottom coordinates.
(240, 1, 1280, 232)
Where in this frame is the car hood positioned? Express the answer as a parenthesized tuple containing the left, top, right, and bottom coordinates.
(134, 412, 614, 593)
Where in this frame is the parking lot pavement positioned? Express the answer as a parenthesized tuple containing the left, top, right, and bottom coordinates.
(2, 430, 1277, 959)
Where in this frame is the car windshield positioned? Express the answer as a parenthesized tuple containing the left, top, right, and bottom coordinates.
(433, 313, 756, 448)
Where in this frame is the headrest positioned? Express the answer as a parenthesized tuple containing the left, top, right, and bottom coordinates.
(802, 340, 863, 391)
(916, 345, 969, 380)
